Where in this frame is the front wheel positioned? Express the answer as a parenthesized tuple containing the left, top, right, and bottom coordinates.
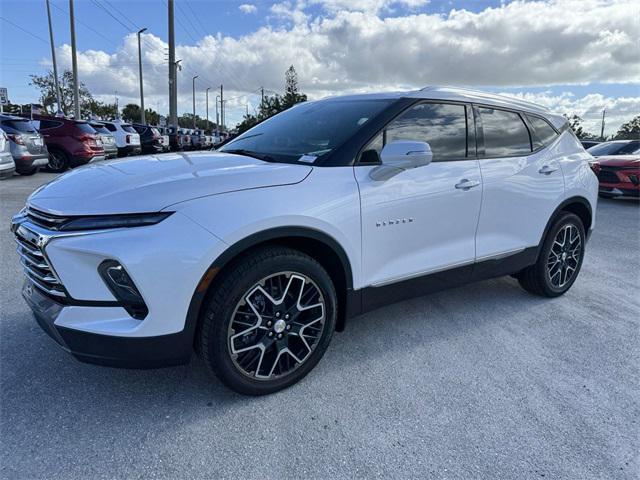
(517, 212, 586, 297)
(199, 246, 337, 395)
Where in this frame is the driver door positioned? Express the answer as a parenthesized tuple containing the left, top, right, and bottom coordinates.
(355, 102, 482, 289)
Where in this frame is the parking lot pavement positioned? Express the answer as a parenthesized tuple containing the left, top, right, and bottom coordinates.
(1, 171, 638, 480)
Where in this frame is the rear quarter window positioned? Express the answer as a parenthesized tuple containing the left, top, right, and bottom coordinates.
(526, 115, 558, 150)
(122, 125, 137, 134)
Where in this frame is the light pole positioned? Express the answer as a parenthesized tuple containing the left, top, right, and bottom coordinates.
(205, 87, 211, 133)
(46, 0, 63, 115)
(192, 75, 198, 128)
(137, 28, 147, 124)
(69, 0, 80, 118)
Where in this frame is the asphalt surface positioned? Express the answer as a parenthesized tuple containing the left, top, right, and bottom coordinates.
(1, 171, 638, 479)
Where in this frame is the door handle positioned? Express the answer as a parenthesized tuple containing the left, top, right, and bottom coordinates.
(539, 165, 558, 175)
(455, 179, 480, 190)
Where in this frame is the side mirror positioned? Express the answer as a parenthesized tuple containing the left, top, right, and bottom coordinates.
(370, 140, 433, 181)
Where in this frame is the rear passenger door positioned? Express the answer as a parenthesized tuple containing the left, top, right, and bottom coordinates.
(474, 106, 564, 260)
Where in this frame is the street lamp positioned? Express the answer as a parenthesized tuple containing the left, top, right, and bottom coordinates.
(215, 95, 220, 137)
(137, 27, 147, 124)
(192, 75, 199, 128)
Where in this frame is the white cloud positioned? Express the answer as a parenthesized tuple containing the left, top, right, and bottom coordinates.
(239, 4, 257, 14)
(42, 0, 639, 128)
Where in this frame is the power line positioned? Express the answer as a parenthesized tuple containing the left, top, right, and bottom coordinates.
(0, 16, 48, 44)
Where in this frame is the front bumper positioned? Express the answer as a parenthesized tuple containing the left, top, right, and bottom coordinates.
(11, 210, 227, 368)
(23, 280, 192, 368)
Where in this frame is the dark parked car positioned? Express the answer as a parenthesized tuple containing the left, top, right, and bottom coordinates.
(167, 126, 190, 151)
(89, 122, 118, 159)
(31, 115, 106, 172)
(132, 124, 164, 154)
(0, 114, 49, 175)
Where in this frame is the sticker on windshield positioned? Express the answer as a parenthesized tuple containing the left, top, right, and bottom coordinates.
(298, 154, 317, 163)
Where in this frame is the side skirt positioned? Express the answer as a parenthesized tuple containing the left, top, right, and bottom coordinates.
(346, 246, 538, 319)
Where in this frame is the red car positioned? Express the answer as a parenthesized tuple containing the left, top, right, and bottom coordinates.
(588, 140, 640, 198)
(31, 114, 106, 173)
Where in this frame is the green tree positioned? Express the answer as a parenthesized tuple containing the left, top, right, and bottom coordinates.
(86, 100, 118, 120)
(565, 114, 598, 140)
(29, 69, 94, 117)
(613, 116, 640, 140)
(121, 104, 161, 125)
(235, 65, 307, 134)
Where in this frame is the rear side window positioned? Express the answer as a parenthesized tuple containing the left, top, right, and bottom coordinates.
(479, 108, 531, 157)
(2, 119, 36, 133)
(103, 123, 117, 132)
(40, 120, 63, 130)
(526, 115, 558, 150)
(380, 103, 468, 161)
(122, 125, 137, 134)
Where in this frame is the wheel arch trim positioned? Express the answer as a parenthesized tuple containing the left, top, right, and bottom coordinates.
(537, 196, 593, 259)
(183, 226, 355, 347)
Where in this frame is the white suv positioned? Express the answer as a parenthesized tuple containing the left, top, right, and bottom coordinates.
(11, 87, 598, 395)
(101, 120, 141, 157)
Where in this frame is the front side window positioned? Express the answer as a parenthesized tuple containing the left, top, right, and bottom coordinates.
(220, 99, 392, 164)
(480, 108, 531, 157)
(526, 115, 558, 150)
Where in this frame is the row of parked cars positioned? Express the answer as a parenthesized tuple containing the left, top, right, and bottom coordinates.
(0, 113, 222, 177)
(585, 139, 640, 199)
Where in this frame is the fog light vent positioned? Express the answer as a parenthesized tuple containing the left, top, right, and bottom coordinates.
(98, 260, 148, 319)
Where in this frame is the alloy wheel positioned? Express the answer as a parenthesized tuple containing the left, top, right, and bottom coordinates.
(49, 152, 65, 171)
(547, 224, 582, 289)
(228, 271, 326, 380)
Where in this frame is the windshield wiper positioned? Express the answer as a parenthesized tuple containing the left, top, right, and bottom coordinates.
(223, 149, 275, 162)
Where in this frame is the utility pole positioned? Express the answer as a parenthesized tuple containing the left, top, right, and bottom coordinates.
(168, 0, 177, 128)
(260, 86, 264, 111)
(600, 109, 606, 141)
(205, 87, 211, 132)
(137, 27, 147, 124)
(69, 0, 80, 118)
(215, 95, 220, 137)
(46, 0, 63, 115)
(219, 84, 224, 131)
(192, 75, 198, 128)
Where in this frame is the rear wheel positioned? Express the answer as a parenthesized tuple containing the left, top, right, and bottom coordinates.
(199, 246, 337, 395)
(48, 150, 69, 173)
(517, 212, 585, 297)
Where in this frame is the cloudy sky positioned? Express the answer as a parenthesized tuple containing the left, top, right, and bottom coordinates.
(1, 0, 638, 135)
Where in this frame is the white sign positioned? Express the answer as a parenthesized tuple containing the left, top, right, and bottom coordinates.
(0, 88, 8, 105)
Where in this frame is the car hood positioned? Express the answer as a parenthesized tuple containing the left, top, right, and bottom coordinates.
(28, 152, 312, 215)
(592, 155, 640, 167)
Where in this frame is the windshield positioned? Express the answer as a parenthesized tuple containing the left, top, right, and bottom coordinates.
(1, 119, 37, 133)
(220, 99, 392, 163)
(587, 140, 640, 156)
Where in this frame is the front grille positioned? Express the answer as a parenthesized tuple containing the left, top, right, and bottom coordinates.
(25, 207, 70, 230)
(14, 227, 67, 299)
(597, 167, 620, 184)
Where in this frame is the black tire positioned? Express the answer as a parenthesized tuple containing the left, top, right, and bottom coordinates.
(47, 149, 69, 173)
(17, 166, 38, 176)
(517, 212, 586, 297)
(199, 246, 337, 395)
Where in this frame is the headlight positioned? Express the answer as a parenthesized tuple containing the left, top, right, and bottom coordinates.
(59, 212, 173, 231)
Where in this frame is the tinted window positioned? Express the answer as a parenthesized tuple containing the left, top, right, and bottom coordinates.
(40, 120, 63, 130)
(221, 99, 392, 163)
(383, 103, 467, 161)
(74, 122, 96, 134)
(103, 123, 117, 132)
(480, 108, 531, 157)
(1, 119, 36, 133)
(133, 125, 146, 134)
(122, 125, 137, 134)
(587, 141, 640, 156)
(90, 124, 110, 134)
(526, 115, 558, 149)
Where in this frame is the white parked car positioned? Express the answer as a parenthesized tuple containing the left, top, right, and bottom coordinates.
(101, 120, 141, 157)
(11, 87, 597, 395)
(0, 128, 16, 178)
